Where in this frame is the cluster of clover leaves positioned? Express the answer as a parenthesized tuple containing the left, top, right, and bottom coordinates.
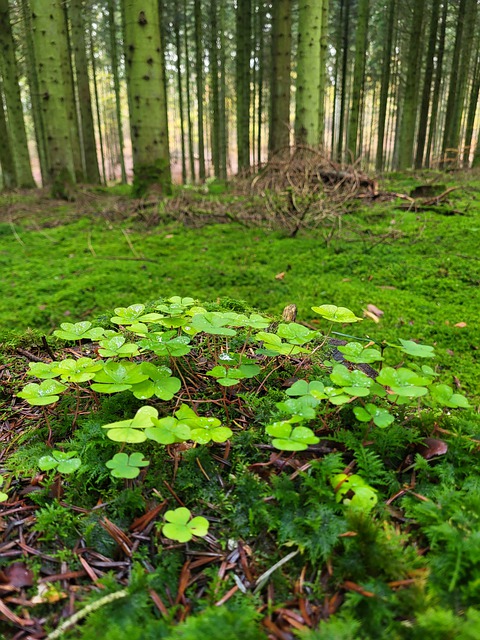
(14, 297, 470, 538)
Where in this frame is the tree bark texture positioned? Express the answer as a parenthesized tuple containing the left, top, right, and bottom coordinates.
(236, 0, 251, 171)
(268, 0, 291, 156)
(123, 0, 171, 194)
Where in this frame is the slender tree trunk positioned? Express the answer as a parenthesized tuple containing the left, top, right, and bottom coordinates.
(218, 0, 227, 178)
(210, 0, 220, 176)
(0, 0, 35, 187)
(236, 0, 251, 172)
(20, 0, 48, 185)
(464, 43, 480, 167)
(184, 0, 196, 182)
(174, 9, 187, 183)
(318, 0, 329, 148)
(59, 0, 84, 181)
(30, 0, 76, 197)
(268, 0, 291, 156)
(0, 79, 16, 189)
(425, 0, 447, 167)
(331, 0, 344, 156)
(122, 0, 171, 194)
(396, 0, 426, 170)
(69, 0, 100, 184)
(89, 26, 106, 185)
(256, 0, 266, 167)
(107, 0, 127, 183)
(375, 0, 396, 171)
(347, 0, 370, 159)
(337, 0, 350, 161)
(194, 0, 206, 180)
(295, 0, 323, 146)
(414, 0, 441, 168)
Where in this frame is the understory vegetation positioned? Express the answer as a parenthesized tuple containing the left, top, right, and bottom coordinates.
(0, 172, 479, 639)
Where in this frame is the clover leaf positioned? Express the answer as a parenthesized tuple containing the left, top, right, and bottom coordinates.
(266, 419, 319, 451)
(330, 364, 373, 397)
(312, 305, 362, 323)
(106, 452, 149, 479)
(131, 363, 181, 400)
(331, 473, 378, 512)
(337, 342, 383, 364)
(0, 477, 8, 502)
(353, 404, 394, 428)
(207, 366, 247, 387)
(111, 304, 163, 325)
(90, 361, 148, 393)
(102, 406, 158, 443)
(255, 331, 308, 356)
(430, 384, 470, 409)
(38, 451, 81, 474)
(174, 404, 232, 444)
(191, 312, 237, 336)
(17, 379, 67, 406)
(54, 321, 105, 341)
(51, 357, 102, 383)
(276, 323, 318, 345)
(398, 339, 435, 358)
(244, 313, 271, 329)
(376, 367, 431, 397)
(98, 334, 140, 358)
(145, 416, 191, 444)
(139, 333, 192, 357)
(286, 380, 326, 399)
(28, 362, 59, 379)
(162, 507, 209, 543)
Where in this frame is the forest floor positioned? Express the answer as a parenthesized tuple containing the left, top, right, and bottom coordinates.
(0, 170, 479, 639)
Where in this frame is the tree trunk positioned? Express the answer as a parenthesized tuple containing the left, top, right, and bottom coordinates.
(30, 0, 76, 198)
(268, 0, 291, 157)
(89, 25, 107, 185)
(0, 79, 16, 189)
(375, 0, 396, 171)
(122, 0, 171, 194)
(107, 0, 127, 183)
(295, 0, 323, 146)
(194, 0, 206, 180)
(174, 9, 187, 184)
(337, 0, 351, 161)
(317, 0, 329, 148)
(464, 42, 480, 167)
(184, 0, 196, 182)
(0, 0, 35, 187)
(425, 0, 447, 167)
(414, 0, 441, 169)
(236, 0, 251, 172)
(396, 0, 426, 170)
(218, 0, 227, 179)
(347, 0, 370, 160)
(69, 0, 100, 184)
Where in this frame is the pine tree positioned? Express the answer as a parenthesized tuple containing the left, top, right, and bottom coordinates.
(268, 0, 291, 156)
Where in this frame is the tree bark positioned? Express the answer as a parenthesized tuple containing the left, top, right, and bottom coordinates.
(0, 78, 16, 189)
(122, 0, 171, 194)
(268, 0, 291, 157)
(347, 0, 370, 160)
(69, 0, 100, 184)
(295, 0, 323, 146)
(0, 0, 35, 187)
(107, 0, 127, 183)
(236, 0, 251, 172)
(30, 0, 76, 198)
(375, 0, 396, 171)
(194, 0, 206, 180)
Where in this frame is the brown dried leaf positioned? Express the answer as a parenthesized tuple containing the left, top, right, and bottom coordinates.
(363, 310, 380, 323)
(3, 563, 33, 588)
(416, 438, 448, 460)
(367, 303, 384, 317)
(454, 322, 467, 328)
(275, 272, 285, 280)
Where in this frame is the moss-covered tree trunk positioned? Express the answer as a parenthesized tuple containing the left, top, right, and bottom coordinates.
(0, 79, 16, 190)
(69, 0, 100, 184)
(30, 0, 76, 198)
(107, 0, 127, 184)
(347, 0, 370, 159)
(268, 0, 291, 157)
(122, 0, 171, 194)
(236, 0, 251, 172)
(375, 0, 396, 171)
(396, 0, 425, 170)
(194, 0, 205, 181)
(0, 0, 35, 188)
(295, 0, 323, 146)
(414, 0, 441, 169)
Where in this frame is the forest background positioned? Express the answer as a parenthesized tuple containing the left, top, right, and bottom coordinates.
(2, 0, 480, 195)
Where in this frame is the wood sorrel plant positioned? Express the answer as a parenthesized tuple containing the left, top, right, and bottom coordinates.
(17, 297, 469, 486)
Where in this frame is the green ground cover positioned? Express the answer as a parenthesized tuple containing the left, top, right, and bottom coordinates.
(0, 174, 479, 639)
